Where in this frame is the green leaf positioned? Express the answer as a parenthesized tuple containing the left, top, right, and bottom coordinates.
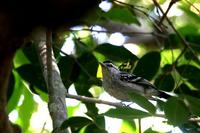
(154, 74, 175, 92)
(7, 72, 15, 102)
(185, 95, 200, 116)
(7, 72, 23, 113)
(144, 128, 159, 133)
(17, 84, 36, 132)
(13, 49, 30, 68)
(164, 97, 190, 126)
(176, 65, 200, 89)
(185, 35, 200, 45)
(100, 6, 140, 25)
(95, 43, 138, 62)
(120, 120, 136, 133)
(58, 55, 80, 89)
(175, 84, 200, 98)
(74, 53, 100, 114)
(22, 44, 39, 65)
(60, 117, 92, 130)
(179, 6, 200, 25)
(133, 52, 161, 80)
(74, 39, 90, 57)
(103, 107, 150, 119)
(164, 34, 180, 49)
(84, 123, 107, 133)
(87, 114, 105, 129)
(129, 93, 156, 114)
(179, 25, 200, 35)
(75, 53, 100, 95)
(16, 64, 47, 93)
(185, 51, 200, 63)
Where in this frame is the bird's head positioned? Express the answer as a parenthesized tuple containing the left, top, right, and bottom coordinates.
(99, 61, 120, 78)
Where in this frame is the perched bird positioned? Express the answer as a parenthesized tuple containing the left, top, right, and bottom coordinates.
(100, 61, 171, 101)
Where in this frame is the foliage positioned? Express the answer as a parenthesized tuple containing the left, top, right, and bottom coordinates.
(7, 0, 200, 132)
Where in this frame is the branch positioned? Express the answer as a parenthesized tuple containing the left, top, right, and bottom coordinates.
(113, 0, 167, 32)
(184, 0, 200, 14)
(158, 0, 180, 26)
(152, 0, 200, 64)
(33, 27, 69, 133)
(66, 93, 125, 108)
(66, 93, 200, 123)
(70, 27, 167, 38)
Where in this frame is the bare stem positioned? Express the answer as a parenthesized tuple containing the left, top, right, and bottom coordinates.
(66, 93, 125, 108)
(33, 27, 69, 133)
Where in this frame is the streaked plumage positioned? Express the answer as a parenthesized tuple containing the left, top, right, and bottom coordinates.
(100, 61, 170, 101)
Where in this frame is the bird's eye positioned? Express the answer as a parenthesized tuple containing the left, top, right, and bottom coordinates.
(106, 63, 113, 67)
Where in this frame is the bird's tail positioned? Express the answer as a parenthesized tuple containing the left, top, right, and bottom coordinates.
(158, 90, 172, 99)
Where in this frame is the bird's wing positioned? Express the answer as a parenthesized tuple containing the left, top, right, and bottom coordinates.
(119, 72, 157, 89)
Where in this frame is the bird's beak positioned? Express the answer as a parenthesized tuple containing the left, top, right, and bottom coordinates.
(99, 62, 105, 67)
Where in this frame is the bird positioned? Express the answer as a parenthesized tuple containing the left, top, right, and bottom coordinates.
(100, 60, 171, 101)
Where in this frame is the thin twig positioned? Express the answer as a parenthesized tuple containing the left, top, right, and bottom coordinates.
(173, 46, 187, 65)
(138, 118, 141, 133)
(184, 0, 200, 14)
(158, 0, 180, 26)
(40, 122, 46, 133)
(112, 0, 167, 32)
(152, 0, 200, 64)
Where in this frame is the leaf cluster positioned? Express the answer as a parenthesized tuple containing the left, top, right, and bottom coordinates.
(7, 0, 200, 132)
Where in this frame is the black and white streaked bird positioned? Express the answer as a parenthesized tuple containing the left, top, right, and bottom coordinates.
(100, 61, 171, 101)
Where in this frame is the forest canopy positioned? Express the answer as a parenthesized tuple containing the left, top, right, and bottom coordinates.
(2, 0, 200, 133)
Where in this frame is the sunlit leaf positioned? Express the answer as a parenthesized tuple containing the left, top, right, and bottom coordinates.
(179, 6, 200, 24)
(164, 97, 190, 125)
(17, 84, 36, 132)
(103, 108, 150, 119)
(133, 52, 161, 80)
(7, 72, 23, 113)
(13, 49, 30, 68)
(120, 120, 136, 133)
